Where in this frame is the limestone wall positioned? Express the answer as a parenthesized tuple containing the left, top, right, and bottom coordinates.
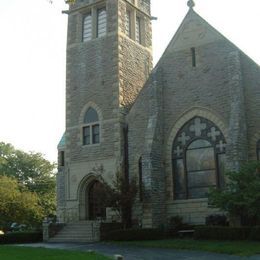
(241, 55, 260, 160)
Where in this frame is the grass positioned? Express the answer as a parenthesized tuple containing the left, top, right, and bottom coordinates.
(0, 246, 111, 260)
(112, 239, 260, 256)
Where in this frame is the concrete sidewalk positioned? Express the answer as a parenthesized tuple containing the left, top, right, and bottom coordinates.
(18, 242, 260, 260)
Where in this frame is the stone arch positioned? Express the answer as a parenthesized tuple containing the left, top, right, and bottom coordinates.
(78, 173, 104, 220)
(79, 101, 103, 125)
(78, 102, 103, 144)
(165, 107, 228, 200)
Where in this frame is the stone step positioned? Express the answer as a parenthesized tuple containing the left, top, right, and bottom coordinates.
(49, 238, 96, 243)
(48, 221, 100, 243)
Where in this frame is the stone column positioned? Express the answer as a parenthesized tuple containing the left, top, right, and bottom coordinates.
(42, 219, 50, 242)
(142, 69, 166, 228)
(226, 51, 248, 171)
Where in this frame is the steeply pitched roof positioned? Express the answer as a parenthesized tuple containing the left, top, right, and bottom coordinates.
(58, 133, 66, 149)
(154, 7, 259, 69)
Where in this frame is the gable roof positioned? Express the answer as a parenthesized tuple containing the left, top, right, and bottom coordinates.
(154, 7, 259, 69)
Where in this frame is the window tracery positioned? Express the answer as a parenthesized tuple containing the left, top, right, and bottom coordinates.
(172, 116, 226, 199)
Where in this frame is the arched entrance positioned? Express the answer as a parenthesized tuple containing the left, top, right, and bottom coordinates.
(88, 181, 107, 220)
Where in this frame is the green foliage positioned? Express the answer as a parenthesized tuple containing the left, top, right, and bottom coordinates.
(249, 226, 260, 241)
(0, 142, 56, 217)
(168, 216, 184, 230)
(94, 170, 138, 227)
(110, 172, 138, 227)
(100, 223, 124, 240)
(0, 231, 42, 244)
(205, 214, 228, 226)
(194, 226, 252, 240)
(0, 176, 44, 226)
(208, 161, 260, 225)
(102, 228, 166, 241)
(0, 246, 110, 260)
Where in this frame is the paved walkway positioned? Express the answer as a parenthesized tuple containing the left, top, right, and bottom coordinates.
(19, 242, 260, 260)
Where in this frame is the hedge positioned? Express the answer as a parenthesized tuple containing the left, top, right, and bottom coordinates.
(100, 223, 124, 241)
(0, 231, 42, 244)
(102, 228, 166, 241)
(249, 226, 260, 241)
(194, 226, 258, 241)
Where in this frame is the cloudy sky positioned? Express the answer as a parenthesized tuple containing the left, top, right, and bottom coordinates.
(0, 0, 259, 162)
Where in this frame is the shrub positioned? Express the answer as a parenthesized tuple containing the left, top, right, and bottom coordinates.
(0, 231, 42, 244)
(249, 226, 260, 241)
(102, 228, 166, 241)
(208, 161, 260, 226)
(100, 223, 123, 240)
(166, 216, 194, 238)
(168, 216, 183, 229)
(194, 226, 251, 240)
(206, 214, 228, 226)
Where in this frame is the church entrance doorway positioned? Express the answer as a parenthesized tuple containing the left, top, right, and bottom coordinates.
(88, 180, 106, 220)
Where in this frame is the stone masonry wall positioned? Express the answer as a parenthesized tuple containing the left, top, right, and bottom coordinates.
(118, 0, 152, 111)
(241, 55, 260, 160)
(59, 0, 153, 222)
(162, 40, 249, 223)
(128, 38, 254, 225)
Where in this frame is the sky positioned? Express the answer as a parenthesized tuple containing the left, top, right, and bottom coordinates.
(0, 0, 259, 163)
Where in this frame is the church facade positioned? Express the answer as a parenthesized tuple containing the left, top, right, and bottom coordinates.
(57, 0, 260, 228)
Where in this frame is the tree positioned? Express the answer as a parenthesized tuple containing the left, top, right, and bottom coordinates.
(0, 176, 44, 226)
(0, 142, 56, 217)
(91, 165, 137, 228)
(110, 172, 138, 228)
(208, 161, 260, 226)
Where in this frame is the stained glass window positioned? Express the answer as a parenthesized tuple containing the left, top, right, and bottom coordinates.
(172, 117, 226, 199)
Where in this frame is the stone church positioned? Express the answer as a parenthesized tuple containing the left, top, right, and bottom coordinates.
(57, 0, 260, 229)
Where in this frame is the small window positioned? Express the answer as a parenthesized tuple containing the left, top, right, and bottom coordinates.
(60, 151, 65, 167)
(125, 10, 131, 38)
(257, 140, 260, 161)
(135, 16, 141, 44)
(83, 13, 92, 42)
(83, 108, 100, 145)
(191, 47, 196, 67)
(97, 8, 107, 38)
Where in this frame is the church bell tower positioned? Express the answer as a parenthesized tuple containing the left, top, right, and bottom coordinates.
(57, 0, 152, 222)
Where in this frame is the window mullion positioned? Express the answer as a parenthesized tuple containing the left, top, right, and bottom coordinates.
(183, 155, 189, 200)
(90, 124, 93, 144)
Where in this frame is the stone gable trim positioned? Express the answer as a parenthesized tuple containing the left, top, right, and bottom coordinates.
(79, 102, 103, 125)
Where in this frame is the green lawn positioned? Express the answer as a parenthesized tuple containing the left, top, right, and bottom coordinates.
(113, 239, 260, 256)
(0, 246, 111, 260)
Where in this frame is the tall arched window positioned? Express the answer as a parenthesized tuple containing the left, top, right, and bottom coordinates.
(138, 157, 143, 202)
(83, 107, 100, 145)
(257, 140, 260, 161)
(172, 117, 226, 199)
